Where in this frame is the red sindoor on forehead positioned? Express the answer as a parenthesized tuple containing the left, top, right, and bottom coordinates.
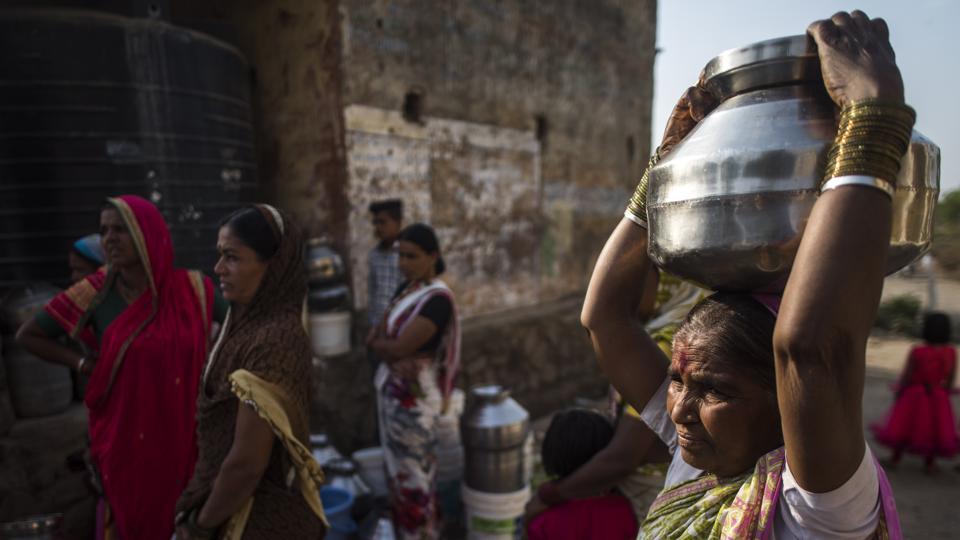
(673, 348, 690, 375)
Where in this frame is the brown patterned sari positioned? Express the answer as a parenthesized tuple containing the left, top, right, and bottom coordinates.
(176, 205, 326, 539)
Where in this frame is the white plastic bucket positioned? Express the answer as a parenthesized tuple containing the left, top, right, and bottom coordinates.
(352, 447, 388, 497)
(461, 484, 530, 539)
(309, 312, 351, 356)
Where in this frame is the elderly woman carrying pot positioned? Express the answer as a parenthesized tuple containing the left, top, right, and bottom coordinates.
(584, 11, 909, 539)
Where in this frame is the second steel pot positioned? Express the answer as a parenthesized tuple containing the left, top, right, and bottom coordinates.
(460, 385, 530, 493)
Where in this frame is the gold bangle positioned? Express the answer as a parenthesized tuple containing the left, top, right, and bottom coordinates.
(625, 148, 661, 223)
(823, 100, 915, 186)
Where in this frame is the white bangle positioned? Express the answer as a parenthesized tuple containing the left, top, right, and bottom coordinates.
(623, 210, 648, 229)
(820, 175, 895, 199)
(77, 357, 87, 373)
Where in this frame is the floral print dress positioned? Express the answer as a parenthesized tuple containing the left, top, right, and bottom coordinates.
(375, 280, 460, 540)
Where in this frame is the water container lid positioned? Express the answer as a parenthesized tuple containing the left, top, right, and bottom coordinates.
(324, 457, 357, 476)
(471, 385, 509, 402)
(701, 35, 822, 100)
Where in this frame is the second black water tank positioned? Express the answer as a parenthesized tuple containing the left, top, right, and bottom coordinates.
(0, 9, 259, 289)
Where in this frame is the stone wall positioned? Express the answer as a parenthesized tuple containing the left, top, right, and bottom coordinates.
(342, 104, 542, 316)
(176, 0, 658, 310)
(339, 0, 658, 307)
(314, 296, 607, 453)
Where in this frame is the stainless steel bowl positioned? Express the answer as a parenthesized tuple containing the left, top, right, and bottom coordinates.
(0, 513, 64, 539)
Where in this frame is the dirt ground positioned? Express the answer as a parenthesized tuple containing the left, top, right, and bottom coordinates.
(863, 273, 960, 539)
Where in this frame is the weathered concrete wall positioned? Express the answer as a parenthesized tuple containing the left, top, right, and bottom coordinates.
(339, 0, 658, 308)
(315, 296, 606, 453)
(344, 104, 541, 316)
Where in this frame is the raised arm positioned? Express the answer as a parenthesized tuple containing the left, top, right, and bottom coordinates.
(581, 220, 666, 412)
(773, 10, 910, 492)
(582, 86, 715, 413)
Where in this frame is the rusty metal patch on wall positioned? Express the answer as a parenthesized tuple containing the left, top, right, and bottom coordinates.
(344, 104, 542, 317)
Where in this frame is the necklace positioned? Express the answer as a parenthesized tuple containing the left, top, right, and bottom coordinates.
(116, 273, 147, 304)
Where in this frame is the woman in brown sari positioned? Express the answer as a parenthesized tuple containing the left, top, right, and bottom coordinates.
(175, 205, 326, 539)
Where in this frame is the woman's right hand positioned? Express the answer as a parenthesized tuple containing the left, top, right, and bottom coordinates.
(808, 10, 904, 106)
(658, 82, 717, 158)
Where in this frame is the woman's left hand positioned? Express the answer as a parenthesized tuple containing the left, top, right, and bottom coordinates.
(808, 10, 904, 105)
(174, 526, 192, 540)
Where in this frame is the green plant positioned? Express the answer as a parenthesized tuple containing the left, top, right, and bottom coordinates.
(874, 294, 921, 336)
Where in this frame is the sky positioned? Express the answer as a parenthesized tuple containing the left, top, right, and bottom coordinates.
(653, 0, 957, 195)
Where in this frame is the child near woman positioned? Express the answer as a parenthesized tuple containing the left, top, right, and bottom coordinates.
(527, 409, 637, 540)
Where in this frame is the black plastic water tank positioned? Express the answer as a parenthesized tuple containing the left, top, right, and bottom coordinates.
(0, 9, 259, 289)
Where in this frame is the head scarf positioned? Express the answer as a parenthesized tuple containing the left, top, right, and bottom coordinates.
(72, 233, 105, 265)
(177, 205, 326, 535)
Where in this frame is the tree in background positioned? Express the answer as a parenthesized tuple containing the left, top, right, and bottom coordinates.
(933, 190, 960, 276)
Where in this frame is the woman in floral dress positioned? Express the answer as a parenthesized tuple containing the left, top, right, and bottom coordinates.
(370, 223, 460, 539)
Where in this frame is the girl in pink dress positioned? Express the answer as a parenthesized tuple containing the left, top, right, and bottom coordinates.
(872, 312, 959, 473)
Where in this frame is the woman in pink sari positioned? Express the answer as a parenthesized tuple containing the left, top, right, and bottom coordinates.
(16, 195, 222, 539)
(369, 223, 460, 540)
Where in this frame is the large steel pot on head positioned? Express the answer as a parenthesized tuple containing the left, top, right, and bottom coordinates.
(461, 385, 529, 493)
(646, 35, 939, 292)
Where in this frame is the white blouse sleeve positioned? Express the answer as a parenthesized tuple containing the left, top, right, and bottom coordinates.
(639, 377, 677, 452)
(776, 445, 881, 539)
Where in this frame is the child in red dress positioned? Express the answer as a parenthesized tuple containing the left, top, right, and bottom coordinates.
(872, 312, 958, 473)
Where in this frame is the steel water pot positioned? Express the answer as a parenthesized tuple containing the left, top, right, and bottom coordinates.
(461, 385, 530, 493)
(646, 35, 939, 292)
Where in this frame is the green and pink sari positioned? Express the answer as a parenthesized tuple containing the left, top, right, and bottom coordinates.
(640, 448, 902, 539)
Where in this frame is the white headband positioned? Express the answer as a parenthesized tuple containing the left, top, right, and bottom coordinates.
(261, 204, 284, 236)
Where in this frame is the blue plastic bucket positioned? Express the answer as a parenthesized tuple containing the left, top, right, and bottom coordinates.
(321, 486, 357, 540)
